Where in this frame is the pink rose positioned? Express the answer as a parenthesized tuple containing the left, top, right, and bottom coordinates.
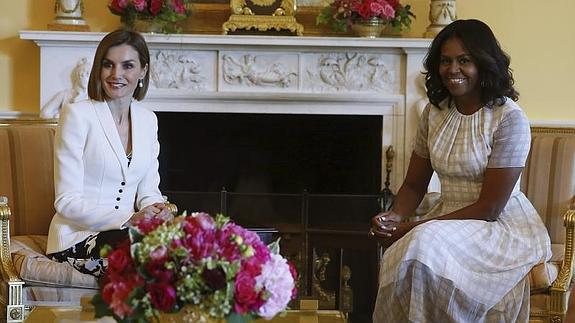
(172, 0, 187, 14)
(149, 245, 168, 261)
(147, 282, 177, 311)
(102, 281, 135, 318)
(382, 3, 395, 19)
(185, 212, 216, 231)
(182, 230, 216, 261)
(132, 0, 148, 11)
(369, 2, 384, 16)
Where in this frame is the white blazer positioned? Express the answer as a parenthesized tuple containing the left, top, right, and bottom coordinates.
(47, 99, 164, 254)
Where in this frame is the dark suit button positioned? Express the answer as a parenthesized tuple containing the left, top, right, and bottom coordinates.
(119, 189, 123, 193)
(121, 182, 126, 186)
(114, 206, 119, 209)
(116, 197, 121, 201)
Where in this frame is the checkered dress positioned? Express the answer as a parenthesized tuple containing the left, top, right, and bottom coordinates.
(373, 99, 552, 323)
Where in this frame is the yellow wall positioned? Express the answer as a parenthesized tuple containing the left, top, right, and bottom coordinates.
(1, 0, 573, 121)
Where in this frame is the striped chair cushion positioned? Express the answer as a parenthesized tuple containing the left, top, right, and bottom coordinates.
(521, 128, 575, 245)
(522, 128, 575, 293)
(10, 235, 98, 289)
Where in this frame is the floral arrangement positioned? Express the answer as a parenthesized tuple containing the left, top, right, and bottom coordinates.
(108, 0, 192, 33)
(92, 212, 297, 322)
(316, 0, 415, 33)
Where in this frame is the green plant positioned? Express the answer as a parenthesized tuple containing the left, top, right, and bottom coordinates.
(108, 0, 192, 34)
(316, 0, 415, 33)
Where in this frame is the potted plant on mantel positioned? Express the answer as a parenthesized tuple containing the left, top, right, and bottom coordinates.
(108, 0, 192, 34)
(316, 0, 415, 38)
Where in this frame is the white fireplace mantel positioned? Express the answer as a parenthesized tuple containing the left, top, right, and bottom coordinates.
(20, 30, 432, 191)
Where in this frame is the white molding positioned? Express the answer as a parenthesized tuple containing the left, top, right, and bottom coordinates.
(530, 120, 575, 128)
(20, 31, 432, 51)
(0, 111, 38, 119)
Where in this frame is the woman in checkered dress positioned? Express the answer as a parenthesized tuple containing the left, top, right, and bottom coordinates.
(370, 19, 551, 322)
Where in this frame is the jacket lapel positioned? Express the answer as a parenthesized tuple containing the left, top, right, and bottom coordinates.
(128, 101, 142, 173)
(93, 100, 129, 177)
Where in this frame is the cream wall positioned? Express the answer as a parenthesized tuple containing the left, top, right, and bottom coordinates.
(0, 0, 573, 121)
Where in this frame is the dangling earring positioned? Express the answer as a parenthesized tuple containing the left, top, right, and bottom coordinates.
(138, 79, 143, 88)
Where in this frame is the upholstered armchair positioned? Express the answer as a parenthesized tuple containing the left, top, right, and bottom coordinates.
(524, 127, 575, 323)
(0, 119, 177, 322)
(399, 126, 575, 323)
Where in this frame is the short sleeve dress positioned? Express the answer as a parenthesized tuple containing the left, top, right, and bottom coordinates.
(373, 99, 551, 323)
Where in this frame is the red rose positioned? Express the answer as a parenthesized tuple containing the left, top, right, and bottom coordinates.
(134, 216, 164, 234)
(144, 260, 174, 283)
(234, 271, 260, 314)
(107, 246, 131, 273)
(147, 282, 177, 311)
(150, 0, 164, 15)
(102, 282, 115, 304)
(288, 261, 298, 299)
(108, 0, 129, 14)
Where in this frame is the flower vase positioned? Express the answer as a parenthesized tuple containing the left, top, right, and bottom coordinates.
(381, 24, 402, 38)
(159, 306, 226, 323)
(132, 16, 163, 34)
(351, 18, 386, 38)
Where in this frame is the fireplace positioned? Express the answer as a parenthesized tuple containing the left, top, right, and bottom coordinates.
(21, 31, 431, 322)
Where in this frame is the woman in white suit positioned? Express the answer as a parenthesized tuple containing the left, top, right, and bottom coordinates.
(47, 30, 170, 277)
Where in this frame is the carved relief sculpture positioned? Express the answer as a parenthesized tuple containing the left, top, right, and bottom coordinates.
(304, 53, 397, 93)
(40, 57, 90, 119)
(149, 51, 206, 90)
(222, 54, 297, 88)
(223, 0, 304, 35)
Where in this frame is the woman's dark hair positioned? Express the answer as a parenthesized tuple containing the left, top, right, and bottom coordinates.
(423, 19, 519, 108)
(88, 29, 150, 101)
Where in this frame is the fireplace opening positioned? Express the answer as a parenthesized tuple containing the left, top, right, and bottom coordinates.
(157, 112, 382, 195)
(157, 112, 384, 229)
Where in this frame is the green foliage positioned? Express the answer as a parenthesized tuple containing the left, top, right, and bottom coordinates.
(386, 4, 416, 33)
(316, 7, 348, 32)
